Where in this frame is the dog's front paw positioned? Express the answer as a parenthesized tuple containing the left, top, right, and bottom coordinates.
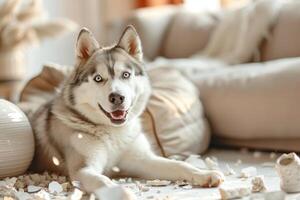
(189, 170, 224, 187)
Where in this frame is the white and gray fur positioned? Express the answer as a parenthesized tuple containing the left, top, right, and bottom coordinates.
(29, 25, 224, 196)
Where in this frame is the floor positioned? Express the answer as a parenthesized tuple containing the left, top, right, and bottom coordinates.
(1, 148, 300, 200)
(118, 149, 300, 200)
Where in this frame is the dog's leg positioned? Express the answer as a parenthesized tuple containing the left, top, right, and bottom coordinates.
(119, 135, 224, 187)
(65, 148, 116, 193)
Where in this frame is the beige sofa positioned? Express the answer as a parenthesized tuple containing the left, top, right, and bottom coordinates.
(122, 2, 300, 152)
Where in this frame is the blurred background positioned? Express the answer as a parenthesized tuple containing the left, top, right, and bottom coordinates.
(27, 0, 249, 76)
(0, 0, 249, 99)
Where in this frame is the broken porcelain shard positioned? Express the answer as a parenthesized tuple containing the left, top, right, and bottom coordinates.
(251, 176, 267, 193)
(276, 152, 300, 193)
(219, 185, 251, 200)
(146, 180, 171, 186)
(239, 166, 257, 178)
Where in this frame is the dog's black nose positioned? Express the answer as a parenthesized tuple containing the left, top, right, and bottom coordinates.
(109, 93, 125, 105)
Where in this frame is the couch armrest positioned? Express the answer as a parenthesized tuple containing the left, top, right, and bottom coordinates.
(126, 6, 179, 60)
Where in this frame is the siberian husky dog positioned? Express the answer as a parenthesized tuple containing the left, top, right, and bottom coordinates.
(30, 26, 224, 195)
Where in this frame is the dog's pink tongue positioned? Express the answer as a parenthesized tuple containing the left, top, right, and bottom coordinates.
(110, 110, 126, 120)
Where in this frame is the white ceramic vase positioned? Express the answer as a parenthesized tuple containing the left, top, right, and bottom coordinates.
(276, 152, 300, 193)
(0, 99, 34, 178)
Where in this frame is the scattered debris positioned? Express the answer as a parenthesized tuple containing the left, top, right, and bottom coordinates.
(276, 152, 300, 193)
(185, 155, 207, 169)
(61, 182, 70, 192)
(175, 180, 189, 187)
(14, 191, 32, 200)
(69, 188, 84, 200)
(235, 159, 242, 166)
(48, 181, 63, 194)
(219, 186, 251, 200)
(146, 180, 171, 187)
(112, 166, 121, 173)
(71, 180, 81, 189)
(126, 178, 133, 183)
(270, 152, 277, 159)
(182, 185, 192, 190)
(27, 185, 42, 193)
(225, 164, 236, 176)
(32, 189, 51, 200)
(251, 176, 267, 192)
(239, 167, 257, 178)
(205, 157, 219, 170)
(253, 151, 262, 158)
(136, 181, 150, 192)
(118, 178, 127, 184)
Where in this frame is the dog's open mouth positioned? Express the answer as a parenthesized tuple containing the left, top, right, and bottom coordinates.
(98, 103, 128, 124)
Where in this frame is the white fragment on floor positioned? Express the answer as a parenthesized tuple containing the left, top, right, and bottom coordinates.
(14, 191, 32, 200)
(251, 176, 267, 192)
(69, 188, 84, 200)
(32, 189, 51, 200)
(253, 151, 262, 158)
(174, 180, 189, 187)
(112, 166, 121, 173)
(146, 180, 171, 186)
(239, 166, 257, 178)
(235, 159, 242, 166)
(270, 152, 277, 159)
(276, 152, 300, 193)
(27, 185, 42, 193)
(48, 181, 63, 194)
(219, 185, 251, 200)
(225, 164, 236, 176)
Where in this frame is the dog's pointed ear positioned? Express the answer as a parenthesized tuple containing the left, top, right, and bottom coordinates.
(117, 25, 143, 61)
(76, 28, 99, 60)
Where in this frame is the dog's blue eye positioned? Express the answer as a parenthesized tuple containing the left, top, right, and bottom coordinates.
(94, 75, 102, 82)
(122, 72, 130, 79)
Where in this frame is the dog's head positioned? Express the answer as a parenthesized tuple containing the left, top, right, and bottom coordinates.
(64, 26, 151, 126)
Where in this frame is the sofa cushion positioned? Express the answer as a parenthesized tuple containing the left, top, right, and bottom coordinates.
(261, 1, 300, 61)
(162, 10, 219, 58)
(185, 58, 300, 151)
(142, 66, 210, 157)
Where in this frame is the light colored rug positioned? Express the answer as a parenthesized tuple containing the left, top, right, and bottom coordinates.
(1, 148, 299, 200)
